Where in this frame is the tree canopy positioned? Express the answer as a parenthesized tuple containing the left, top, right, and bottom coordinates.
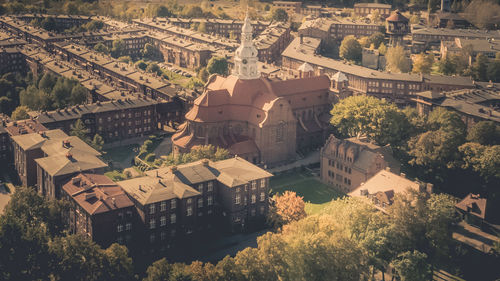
(206, 57, 229, 76)
(339, 35, 362, 63)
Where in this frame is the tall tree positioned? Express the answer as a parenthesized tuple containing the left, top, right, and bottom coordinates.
(70, 119, 90, 143)
(386, 46, 411, 73)
(271, 8, 288, 22)
(339, 35, 362, 63)
(206, 57, 229, 76)
(412, 53, 434, 74)
(11, 105, 30, 120)
(467, 121, 500, 145)
(473, 53, 489, 81)
(390, 251, 431, 281)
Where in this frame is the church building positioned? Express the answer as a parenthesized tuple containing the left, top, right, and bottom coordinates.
(172, 13, 334, 167)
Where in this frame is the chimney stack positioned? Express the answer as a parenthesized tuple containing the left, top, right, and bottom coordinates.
(300, 34, 303, 44)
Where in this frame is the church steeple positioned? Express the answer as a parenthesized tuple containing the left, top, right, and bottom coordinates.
(232, 10, 260, 80)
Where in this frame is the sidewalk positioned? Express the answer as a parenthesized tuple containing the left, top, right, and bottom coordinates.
(269, 150, 320, 174)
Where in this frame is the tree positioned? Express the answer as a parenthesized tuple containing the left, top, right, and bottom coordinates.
(368, 32, 385, 49)
(156, 5, 171, 17)
(464, 0, 500, 30)
(438, 56, 456, 75)
(11, 105, 30, 120)
(487, 59, 500, 82)
(330, 95, 411, 146)
(182, 5, 203, 18)
(142, 43, 160, 60)
(110, 39, 126, 58)
(136, 60, 148, 71)
(271, 8, 288, 22)
(144, 258, 172, 281)
(467, 121, 500, 145)
(412, 53, 434, 74)
(386, 46, 411, 73)
(94, 43, 109, 54)
(339, 35, 362, 63)
(473, 53, 489, 81)
(206, 57, 228, 76)
(70, 119, 90, 142)
(197, 22, 207, 33)
(198, 67, 209, 82)
(146, 63, 160, 74)
(359, 36, 371, 48)
(459, 143, 500, 179)
(70, 84, 88, 105)
(378, 42, 387, 56)
(267, 191, 306, 229)
(390, 251, 431, 281)
(91, 134, 104, 151)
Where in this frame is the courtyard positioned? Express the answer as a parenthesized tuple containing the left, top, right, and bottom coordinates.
(270, 170, 345, 215)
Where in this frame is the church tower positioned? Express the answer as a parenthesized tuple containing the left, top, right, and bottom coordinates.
(232, 11, 260, 80)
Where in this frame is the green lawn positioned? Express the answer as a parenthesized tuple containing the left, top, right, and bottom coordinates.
(270, 171, 345, 215)
(102, 144, 139, 164)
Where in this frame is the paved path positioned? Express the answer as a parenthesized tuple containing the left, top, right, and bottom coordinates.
(269, 150, 320, 174)
(153, 137, 172, 158)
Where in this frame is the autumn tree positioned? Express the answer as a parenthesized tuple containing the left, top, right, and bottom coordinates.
(267, 191, 306, 229)
(412, 53, 434, 74)
(386, 45, 411, 73)
(339, 35, 362, 63)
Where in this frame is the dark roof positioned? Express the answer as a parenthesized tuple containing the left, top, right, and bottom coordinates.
(456, 193, 488, 219)
(386, 10, 409, 22)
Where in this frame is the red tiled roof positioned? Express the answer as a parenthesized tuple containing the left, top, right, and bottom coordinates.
(386, 10, 408, 22)
(455, 193, 488, 219)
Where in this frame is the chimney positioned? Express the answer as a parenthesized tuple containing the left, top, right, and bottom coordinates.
(385, 167, 391, 172)
(72, 177, 81, 186)
(170, 166, 178, 173)
(112, 197, 116, 206)
(400, 172, 406, 178)
(202, 159, 209, 166)
(300, 34, 303, 44)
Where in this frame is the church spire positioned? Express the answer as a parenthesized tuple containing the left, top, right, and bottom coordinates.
(232, 9, 260, 80)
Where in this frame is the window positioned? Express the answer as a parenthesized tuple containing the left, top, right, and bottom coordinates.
(260, 192, 265, 202)
(160, 201, 166, 211)
(251, 195, 256, 204)
(150, 234, 155, 243)
(171, 199, 176, 209)
(149, 219, 156, 229)
(207, 181, 213, 191)
(198, 198, 203, 208)
(276, 122, 285, 142)
(208, 196, 213, 206)
(170, 214, 176, 224)
(117, 224, 124, 232)
(251, 209, 256, 216)
(161, 231, 166, 241)
(198, 184, 203, 193)
(125, 223, 132, 231)
(235, 195, 241, 205)
(187, 198, 192, 204)
(260, 179, 266, 188)
(260, 206, 265, 214)
(149, 204, 155, 214)
(252, 181, 257, 190)
(187, 207, 193, 216)
(160, 216, 166, 226)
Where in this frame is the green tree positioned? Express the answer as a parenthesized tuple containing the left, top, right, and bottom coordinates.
(144, 258, 172, 281)
(156, 5, 171, 17)
(386, 46, 411, 73)
(412, 53, 434, 74)
(146, 63, 160, 74)
(438, 56, 456, 75)
(390, 251, 431, 281)
(70, 119, 90, 143)
(459, 143, 500, 179)
(142, 43, 160, 60)
(330, 95, 411, 146)
(368, 32, 385, 49)
(487, 59, 500, 82)
(110, 39, 126, 58)
(182, 5, 203, 18)
(70, 84, 88, 105)
(136, 60, 148, 71)
(467, 121, 500, 145)
(378, 42, 387, 56)
(94, 43, 109, 54)
(206, 57, 228, 76)
(473, 53, 489, 81)
(339, 35, 362, 63)
(11, 105, 30, 120)
(198, 67, 209, 82)
(91, 134, 104, 151)
(272, 8, 288, 22)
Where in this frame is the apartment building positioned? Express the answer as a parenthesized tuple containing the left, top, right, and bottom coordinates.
(320, 135, 400, 193)
(62, 173, 136, 248)
(117, 157, 272, 253)
(353, 3, 392, 18)
(254, 22, 291, 63)
(165, 18, 269, 39)
(298, 17, 384, 43)
(272, 1, 302, 14)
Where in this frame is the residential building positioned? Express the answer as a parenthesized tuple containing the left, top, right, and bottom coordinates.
(172, 16, 333, 166)
(117, 157, 272, 252)
(253, 22, 292, 64)
(456, 194, 499, 229)
(62, 173, 136, 247)
(353, 3, 392, 18)
(320, 135, 400, 193)
(298, 17, 384, 43)
(413, 84, 500, 129)
(411, 26, 500, 46)
(31, 98, 160, 143)
(348, 169, 432, 211)
(164, 18, 269, 39)
(440, 38, 500, 62)
(272, 1, 302, 14)
(282, 36, 476, 103)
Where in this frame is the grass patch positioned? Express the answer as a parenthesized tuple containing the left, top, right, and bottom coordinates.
(270, 171, 345, 215)
(102, 144, 139, 164)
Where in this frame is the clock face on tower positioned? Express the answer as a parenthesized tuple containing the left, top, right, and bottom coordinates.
(242, 59, 248, 64)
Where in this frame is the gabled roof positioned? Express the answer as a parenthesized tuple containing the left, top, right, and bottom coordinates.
(455, 193, 488, 219)
(349, 169, 421, 199)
